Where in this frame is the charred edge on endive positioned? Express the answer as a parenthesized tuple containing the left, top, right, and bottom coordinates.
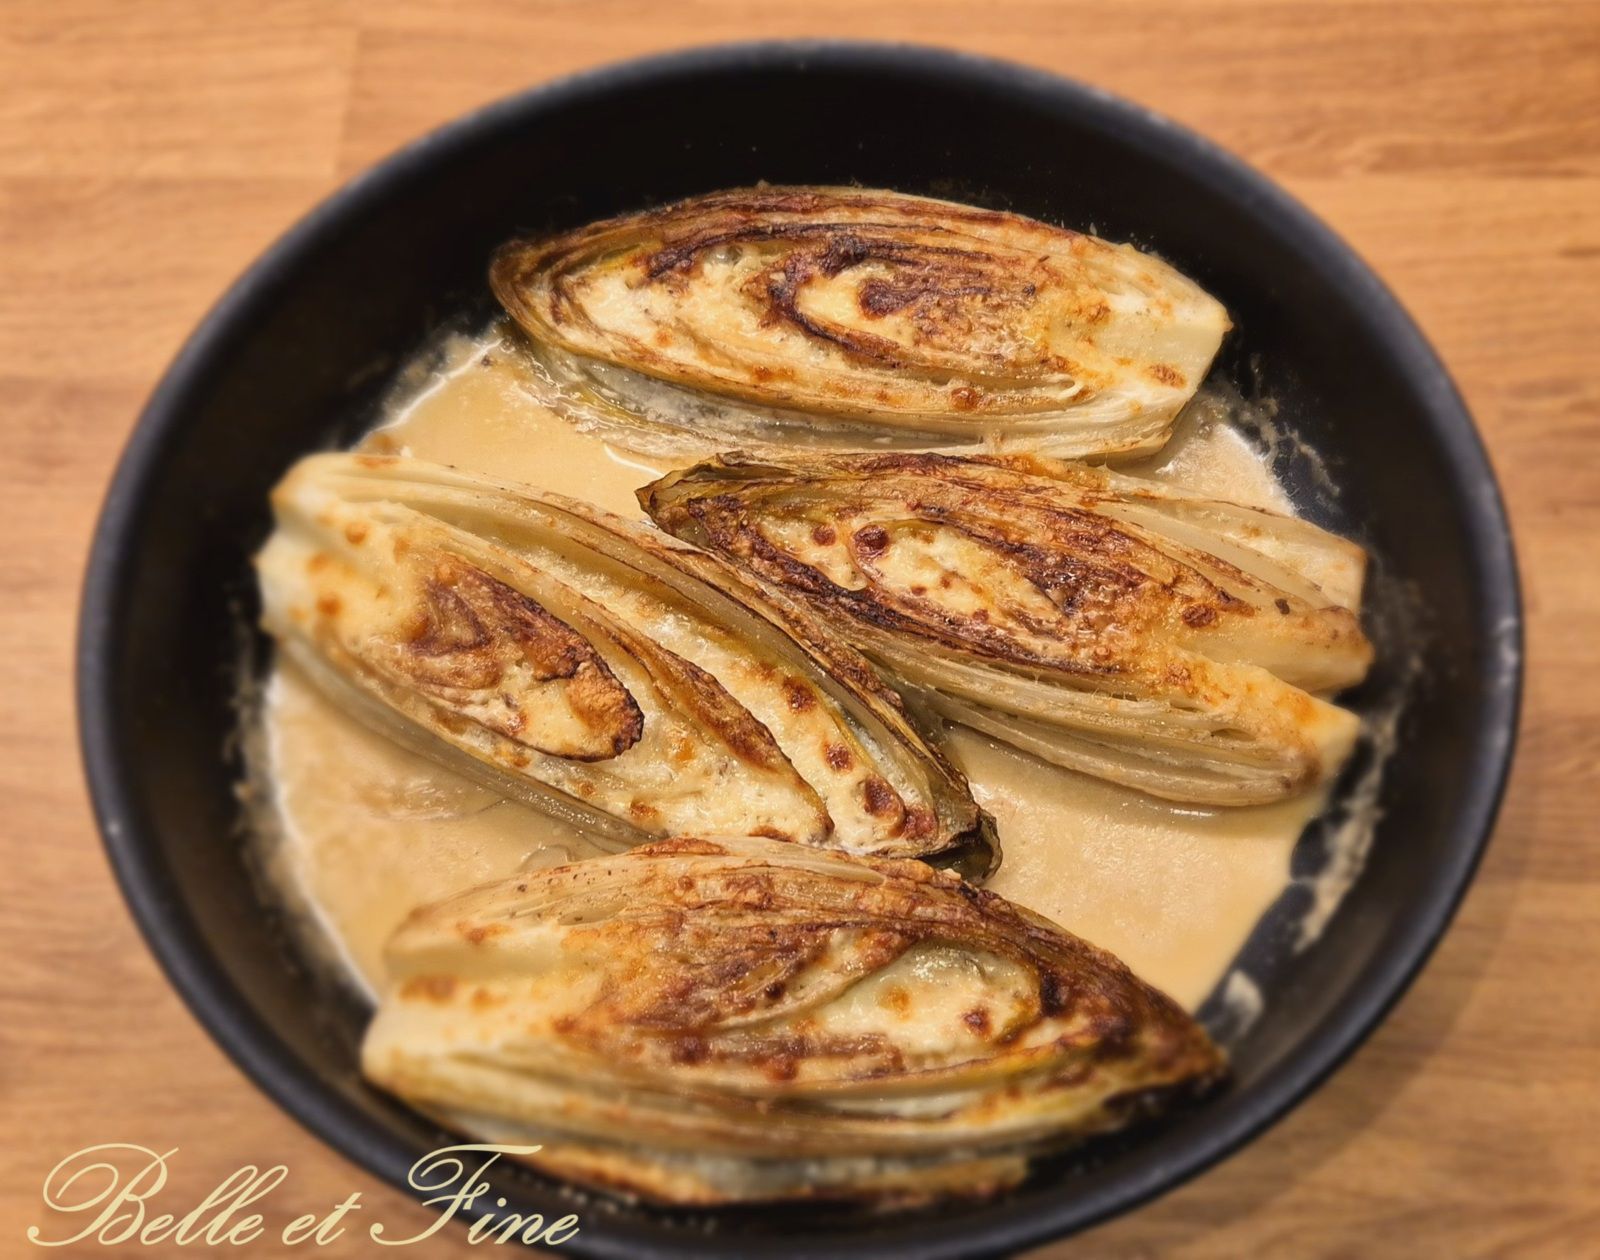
(255, 453, 997, 871)
(640, 450, 1373, 806)
(491, 186, 1231, 460)
(361, 836, 1227, 1206)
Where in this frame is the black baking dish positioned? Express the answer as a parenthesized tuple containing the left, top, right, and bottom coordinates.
(77, 41, 1522, 1259)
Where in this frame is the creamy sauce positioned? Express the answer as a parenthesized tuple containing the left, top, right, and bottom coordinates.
(261, 666, 607, 991)
(256, 328, 1334, 1012)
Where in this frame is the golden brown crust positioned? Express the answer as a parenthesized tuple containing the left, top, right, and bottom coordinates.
(362, 838, 1226, 1204)
(641, 452, 1372, 805)
(257, 453, 996, 864)
(379, 557, 642, 761)
(492, 186, 1231, 458)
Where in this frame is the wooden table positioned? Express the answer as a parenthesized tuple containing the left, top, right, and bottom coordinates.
(3, 3, 1595, 1255)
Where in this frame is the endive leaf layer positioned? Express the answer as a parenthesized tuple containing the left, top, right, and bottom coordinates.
(256, 454, 994, 869)
(362, 836, 1225, 1205)
(642, 451, 1373, 805)
(492, 186, 1230, 459)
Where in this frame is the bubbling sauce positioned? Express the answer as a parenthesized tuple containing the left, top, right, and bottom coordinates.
(255, 328, 1333, 1012)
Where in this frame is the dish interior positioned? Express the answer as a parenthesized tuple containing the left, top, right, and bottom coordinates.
(253, 325, 1394, 1023)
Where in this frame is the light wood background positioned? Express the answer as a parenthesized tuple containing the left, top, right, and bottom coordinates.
(2, 2, 1596, 1256)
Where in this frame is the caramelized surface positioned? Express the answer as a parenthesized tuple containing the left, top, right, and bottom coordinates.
(363, 838, 1225, 1204)
(644, 451, 1371, 804)
(494, 186, 1231, 458)
(257, 453, 993, 864)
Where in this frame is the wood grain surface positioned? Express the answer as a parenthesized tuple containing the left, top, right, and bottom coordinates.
(2, 2, 1596, 1256)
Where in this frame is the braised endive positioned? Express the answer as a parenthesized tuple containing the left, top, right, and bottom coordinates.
(492, 186, 1230, 460)
(362, 836, 1225, 1205)
(256, 454, 994, 870)
(643, 452, 1373, 805)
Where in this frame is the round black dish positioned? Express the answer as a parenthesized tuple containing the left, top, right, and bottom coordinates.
(78, 42, 1522, 1259)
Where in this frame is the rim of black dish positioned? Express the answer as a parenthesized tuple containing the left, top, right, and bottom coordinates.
(77, 40, 1523, 1260)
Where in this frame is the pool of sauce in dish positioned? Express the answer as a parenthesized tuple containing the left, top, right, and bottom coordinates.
(255, 329, 1333, 1012)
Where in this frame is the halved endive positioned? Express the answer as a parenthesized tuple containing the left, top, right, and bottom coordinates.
(491, 186, 1231, 460)
(255, 454, 994, 871)
(361, 836, 1226, 1205)
(642, 452, 1374, 806)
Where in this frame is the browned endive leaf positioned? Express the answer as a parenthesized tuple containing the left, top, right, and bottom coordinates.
(361, 836, 1226, 1205)
(642, 451, 1373, 805)
(492, 186, 1231, 459)
(256, 453, 995, 870)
